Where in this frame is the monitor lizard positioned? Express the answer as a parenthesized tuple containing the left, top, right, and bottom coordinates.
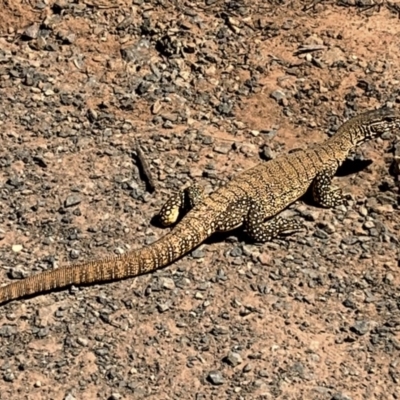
(1, 107, 399, 304)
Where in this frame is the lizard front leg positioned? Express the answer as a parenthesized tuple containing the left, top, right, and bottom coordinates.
(244, 201, 304, 242)
(158, 184, 204, 226)
(311, 162, 344, 208)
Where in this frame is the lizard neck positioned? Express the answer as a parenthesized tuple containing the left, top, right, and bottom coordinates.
(320, 114, 376, 164)
(323, 128, 355, 160)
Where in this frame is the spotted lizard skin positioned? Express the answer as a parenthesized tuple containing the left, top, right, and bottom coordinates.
(1, 108, 399, 304)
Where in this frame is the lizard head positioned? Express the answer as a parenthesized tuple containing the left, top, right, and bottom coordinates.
(349, 107, 400, 146)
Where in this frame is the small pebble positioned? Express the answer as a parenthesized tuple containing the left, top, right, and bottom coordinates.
(160, 277, 175, 290)
(207, 370, 224, 385)
(224, 351, 243, 367)
(11, 244, 23, 253)
(351, 320, 370, 336)
(64, 194, 82, 207)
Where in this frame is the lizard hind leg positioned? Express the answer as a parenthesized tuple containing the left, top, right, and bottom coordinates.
(158, 184, 204, 226)
(244, 201, 305, 243)
(311, 163, 344, 208)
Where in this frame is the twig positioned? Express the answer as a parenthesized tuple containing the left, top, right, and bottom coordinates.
(134, 140, 156, 193)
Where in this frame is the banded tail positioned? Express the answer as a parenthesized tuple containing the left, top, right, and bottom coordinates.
(0, 217, 210, 304)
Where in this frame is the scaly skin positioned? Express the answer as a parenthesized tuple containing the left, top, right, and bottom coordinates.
(1, 108, 399, 304)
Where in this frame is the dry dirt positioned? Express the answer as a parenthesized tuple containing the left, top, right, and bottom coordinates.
(0, 1, 400, 399)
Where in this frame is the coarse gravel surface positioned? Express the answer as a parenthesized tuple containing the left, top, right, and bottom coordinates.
(0, 1, 400, 399)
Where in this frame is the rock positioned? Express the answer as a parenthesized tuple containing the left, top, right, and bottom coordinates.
(23, 23, 40, 40)
(270, 89, 287, 105)
(64, 194, 82, 207)
(157, 302, 171, 313)
(213, 145, 231, 154)
(207, 370, 224, 385)
(262, 145, 275, 160)
(160, 277, 175, 290)
(224, 351, 243, 367)
(322, 47, 346, 66)
(351, 320, 370, 336)
(11, 244, 23, 253)
(191, 248, 205, 259)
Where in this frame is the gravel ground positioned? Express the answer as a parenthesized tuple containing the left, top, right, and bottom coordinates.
(0, 1, 400, 399)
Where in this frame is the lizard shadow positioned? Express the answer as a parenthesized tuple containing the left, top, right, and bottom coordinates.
(335, 158, 372, 177)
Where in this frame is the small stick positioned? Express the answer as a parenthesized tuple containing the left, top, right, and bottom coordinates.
(134, 140, 156, 193)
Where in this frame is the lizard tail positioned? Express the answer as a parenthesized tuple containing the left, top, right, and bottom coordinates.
(0, 219, 210, 304)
